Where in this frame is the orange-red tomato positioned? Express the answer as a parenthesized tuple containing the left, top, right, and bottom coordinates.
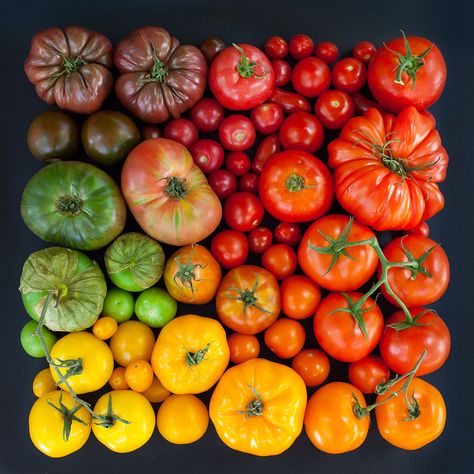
(348, 355, 390, 394)
(261, 244, 297, 280)
(264, 318, 305, 359)
(228, 333, 260, 364)
(280, 275, 321, 319)
(291, 349, 330, 387)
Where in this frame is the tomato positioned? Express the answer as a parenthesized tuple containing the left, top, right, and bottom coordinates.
(189, 97, 225, 132)
(332, 58, 367, 94)
(189, 139, 224, 174)
(210, 358, 307, 456)
(29, 390, 91, 458)
(239, 173, 260, 193)
(348, 355, 390, 394)
(92, 390, 155, 453)
(252, 134, 281, 173)
(314, 41, 339, 64)
(225, 151, 251, 176)
(152, 314, 229, 394)
(20, 320, 57, 358)
(314, 90, 355, 130)
(228, 333, 260, 364)
(102, 287, 134, 323)
(32, 368, 56, 398)
(352, 40, 376, 64)
(269, 88, 311, 114)
(141, 124, 162, 140)
(379, 309, 450, 376)
(305, 382, 369, 454)
(219, 115, 256, 151)
(375, 377, 446, 450)
(262, 244, 297, 280)
(208, 169, 238, 199)
(298, 215, 378, 291)
(379, 236, 449, 307)
(135, 287, 177, 328)
(216, 265, 280, 334)
(406, 221, 430, 237)
(264, 318, 305, 359)
(142, 376, 170, 403)
(248, 227, 273, 254)
(122, 139, 222, 245)
(157, 394, 209, 444)
(292, 349, 329, 386)
(314, 292, 384, 362)
(280, 275, 321, 320)
(224, 192, 264, 232)
(92, 317, 118, 340)
(368, 34, 446, 113)
(291, 57, 331, 98)
(259, 150, 333, 222)
(110, 320, 155, 367)
(274, 222, 302, 246)
(279, 112, 324, 153)
(271, 59, 291, 87)
(264, 36, 288, 59)
(250, 103, 284, 134)
(125, 360, 154, 392)
(200, 36, 226, 64)
(351, 92, 387, 115)
(109, 367, 129, 390)
(289, 34, 314, 60)
(209, 43, 275, 110)
(328, 107, 448, 230)
(163, 118, 199, 147)
(211, 230, 248, 269)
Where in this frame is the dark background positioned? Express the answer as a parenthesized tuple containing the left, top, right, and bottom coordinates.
(1, 0, 473, 473)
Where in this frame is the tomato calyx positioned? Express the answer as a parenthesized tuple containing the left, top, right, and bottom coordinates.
(173, 247, 207, 300)
(385, 309, 433, 331)
(63, 55, 86, 74)
(164, 176, 188, 199)
(400, 237, 438, 280)
(285, 173, 314, 192)
(233, 43, 269, 79)
(186, 343, 210, 367)
(56, 193, 84, 216)
(238, 385, 264, 417)
(142, 49, 169, 84)
(94, 394, 131, 429)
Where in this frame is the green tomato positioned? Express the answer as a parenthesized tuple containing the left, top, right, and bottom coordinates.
(135, 288, 177, 328)
(20, 320, 57, 358)
(102, 287, 134, 323)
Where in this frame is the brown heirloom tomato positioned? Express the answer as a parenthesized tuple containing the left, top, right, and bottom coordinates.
(24, 26, 113, 114)
(115, 27, 207, 123)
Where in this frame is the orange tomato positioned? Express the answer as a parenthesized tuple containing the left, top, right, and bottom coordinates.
(142, 376, 171, 403)
(264, 318, 305, 359)
(32, 368, 56, 397)
(93, 316, 118, 340)
(109, 367, 129, 390)
(291, 349, 330, 387)
(228, 333, 260, 364)
(280, 275, 321, 319)
(125, 360, 154, 392)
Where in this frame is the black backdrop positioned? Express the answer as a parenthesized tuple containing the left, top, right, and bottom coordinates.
(1, 0, 473, 473)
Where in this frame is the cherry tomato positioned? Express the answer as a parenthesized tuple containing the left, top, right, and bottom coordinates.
(262, 244, 297, 280)
(351, 92, 386, 115)
(163, 118, 198, 147)
(279, 112, 324, 153)
(291, 57, 331, 98)
(125, 359, 154, 392)
(219, 115, 256, 151)
(110, 321, 155, 367)
(352, 41, 376, 64)
(190, 97, 225, 133)
(32, 368, 56, 398)
(271, 59, 291, 87)
(142, 376, 170, 403)
(250, 103, 284, 134)
(208, 169, 238, 200)
(274, 222, 302, 246)
(211, 230, 249, 269)
(292, 349, 330, 387)
(314, 90, 355, 130)
(228, 333, 260, 364)
(109, 367, 129, 390)
(190, 139, 224, 174)
(141, 125, 162, 140)
(225, 151, 251, 176)
(332, 58, 367, 94)
(264, 318, 305, 359)
(289, 34, 314, 60)
(280, 275, 321, 320)
(264, 36, 288, 59)
(348, 355, 390, 394)
(252, 134, 281, 173)
(269, 88, 311, 114)
(224, 192, 264, 232)
(200, 37, 226, 65)
(92, 317, 118, 340)
(406, 221, 430, 237)
(239, 173, 259, 193)
(248, 227, 273, 254)
(314, 41, 339, 64)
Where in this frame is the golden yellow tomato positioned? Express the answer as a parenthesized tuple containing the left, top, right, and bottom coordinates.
(142, 376, 170, 403)
(108, 367, 129, 390)
(125, 360, 154, 392)
(32, 368, 56, 397)
(93, 316, 118, 340)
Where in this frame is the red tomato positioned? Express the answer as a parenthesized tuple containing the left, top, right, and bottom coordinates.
(224, 192, 264, 232)
(209, 43, 275, 110)
(141, 125, 161, 140)
(250, 103, 284, 134)
(264, 318, 305, 358)
(274, 222, 302, 246)
(292, 349, 329, 386)
(314, 292, 384, 362)
(239, 173, 259, 193)
(252, 134, 281, 173)
(352, 41, 376, 64)
(314, 90, 355, 130)
(262, 244, 297, 280)
(271, 59, 291, 87)
(332, 58, 367, 94)
(228, 333, 260, 364)
(190, 139, 224, 174)
(219, 115, 256, 151)
(279, 113, 324, 153)
(379, 309, 451, 376)
(314, 41, 339, 64)
(248, 227, 273, 254)
(351, 92, 386, 115)
(264, 36, 288, 59)
(190, 98, 225, 133)
(289, 34, 314, 60)
(406, 221, 430, 238)
(200, 36, 226, 65)
(225, 151, 251, 177)
(269, 88, 311, 114)
(348, 355, 390, 394)
(211, 230, 248, 269)
(280, 275, 321, 320)
(163, 118, 198, 147)
(291, 57, 331, 98)
(207, 169, 237, 200)
(259, 150, 333, 222)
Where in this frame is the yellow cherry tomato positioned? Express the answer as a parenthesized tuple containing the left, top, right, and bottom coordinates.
(151, 314, 230, 394)
(93, 316, 118, 340)
(157, 394, 209, 444)
(109, 367, 129, 390)
(110, 320, 155, 367)
(92, 390, 155, 453)
(142, 376, 171, 403)
(32, 368, 56, 397)
(29, 390, 91, 458)
(125, 360, 154, 392)
(50, 332, 114, 394)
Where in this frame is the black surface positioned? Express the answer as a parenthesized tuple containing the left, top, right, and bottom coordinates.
(1, 0, 473, 473)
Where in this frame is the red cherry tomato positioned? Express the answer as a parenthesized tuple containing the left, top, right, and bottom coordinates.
(208, 169, 238, 200)
(289, 34, 314, 60)
(292, 349, 330, 386)
(314, 41, 339, 64)
(262, 244, 297, 280)
(264, 36, 288, 59)
(141, 125, 161, 140)
(264, 318, 305, 358)
(274, 222, 302, 246)
(351, 92, 387, 115)
(225, 151, 251, 177)
(189, 139, 224, 174)
(332, 58, 367, 94)
(269, 88, 311, 114)
(239, 173, 259, 193)
(279, 112, 324, 153)
(291, 57, 331, 98)
(252, 134, 281, 173)
(348, 355, 390, 394)
(250, 103, 284, 134)
(352, 41, 376, 64)
(224, 192, 264, 232)
(248, 227, 273, 254)
(280, 275, 321, 320)
(211, 230, 248, 269)
(406, 221, 430, 237)
(271, 59, 291, 87)
(219, 115, 256, 151)
(314, 90, 355, 130)
(190, 98, 225, 133)
(228, 333, 260, 364)
(163, 118, 198, 147)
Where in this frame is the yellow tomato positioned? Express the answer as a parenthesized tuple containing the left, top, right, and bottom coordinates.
(142, 376, 171, 403)
(93, 316, 118, 340)
(110, 320, 155, 367)
(209, 358, 307, 456)
(109, 367, 129, 390)
(50, 332, 113, 394)
(157, 394, 209, 444)
(92, 390, 155, 453)
(151, 314, 229, 394)
(29, 390, 91, 458)
(32, 368, 56, 397)
(125, 360, 154, 392)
